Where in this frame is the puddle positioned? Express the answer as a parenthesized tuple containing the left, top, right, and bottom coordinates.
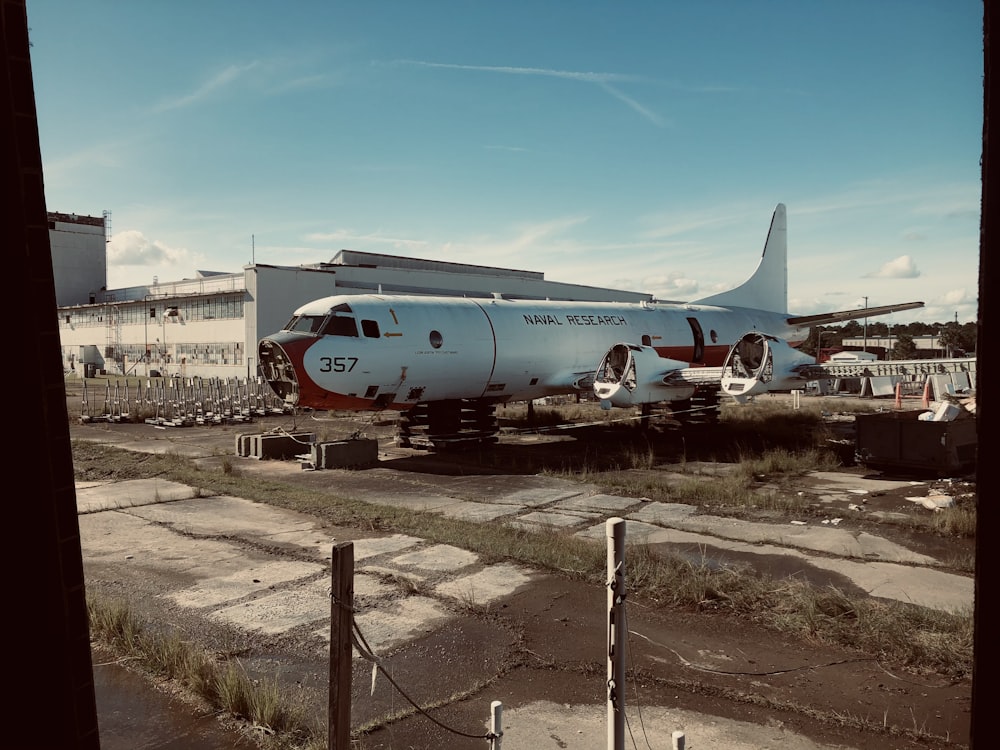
(93, 654, 256, 749)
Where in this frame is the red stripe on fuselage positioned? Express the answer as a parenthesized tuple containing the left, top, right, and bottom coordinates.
(655, 345, 730, 367)
(261, 333, 413, 412)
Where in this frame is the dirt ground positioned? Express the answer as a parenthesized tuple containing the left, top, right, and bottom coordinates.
(68, 388, 975, 749)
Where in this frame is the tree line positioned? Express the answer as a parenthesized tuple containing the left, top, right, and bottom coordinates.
(801, 320, 977, 359)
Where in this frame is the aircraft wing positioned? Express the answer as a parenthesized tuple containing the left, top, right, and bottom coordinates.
(786, 301, 924, 327)
(591, 331, 976, 410)
(715, 330, 976, 403)
(665, 356, 974, 389)
(543, 369, 599, 392)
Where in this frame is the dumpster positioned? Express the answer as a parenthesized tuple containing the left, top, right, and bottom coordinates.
(854, 411, 977, 476)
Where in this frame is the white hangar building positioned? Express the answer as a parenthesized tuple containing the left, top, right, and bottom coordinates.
(54, 212, 652, 379)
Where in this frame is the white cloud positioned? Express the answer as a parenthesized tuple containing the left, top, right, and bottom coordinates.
(938, 288, 974, 306)
(643, 273, 699, 300)
(108, 230, 191, 267)
(865, 255, 920, 279)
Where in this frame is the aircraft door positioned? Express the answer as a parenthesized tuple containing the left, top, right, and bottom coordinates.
(686, 317, 705, 363)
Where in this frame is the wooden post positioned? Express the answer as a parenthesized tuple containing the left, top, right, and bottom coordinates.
(329, 542, 354, 750)
(607, 517, 626, 750)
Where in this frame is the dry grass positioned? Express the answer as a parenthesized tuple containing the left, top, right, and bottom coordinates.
(88, 595, 310, 744)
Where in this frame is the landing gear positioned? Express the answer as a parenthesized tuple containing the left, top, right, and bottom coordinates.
(396, 399, 499, 450)
(672, 387, 721, 426)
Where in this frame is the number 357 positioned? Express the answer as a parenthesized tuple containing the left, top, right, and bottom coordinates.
(320, 356, 358, 372)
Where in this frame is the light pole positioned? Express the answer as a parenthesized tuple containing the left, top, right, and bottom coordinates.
(143, 295, 156, 377)
(862, 296, 868, 353)
(157, 305, 181, 377)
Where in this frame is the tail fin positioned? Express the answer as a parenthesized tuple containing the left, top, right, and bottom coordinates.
(692, 203, 787, 313)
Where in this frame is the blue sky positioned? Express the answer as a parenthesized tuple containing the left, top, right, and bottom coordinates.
(29, 1, 982, 324)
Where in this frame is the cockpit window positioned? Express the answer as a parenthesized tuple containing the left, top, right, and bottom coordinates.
(361, 319, 380, 338)
(321, 314, 358, 337)
(287, 315, 326, 333)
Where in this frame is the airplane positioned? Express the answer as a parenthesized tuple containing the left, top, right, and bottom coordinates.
(257, 204, 928, 446)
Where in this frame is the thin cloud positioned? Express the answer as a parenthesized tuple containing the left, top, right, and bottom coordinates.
(305, 229, 429, 249)
(865, 255, 920, 279)
(507, 215, 590, 250)
(639, 205, 752, 241)
(41, 140, 126, 184)
(153, 62, 261, 112)
(393, 59, 664, 126)
(393, 59, 640, 84)
(597, 81, 667, 127)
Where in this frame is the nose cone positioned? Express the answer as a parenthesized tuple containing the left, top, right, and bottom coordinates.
(258, 332, 312, 406)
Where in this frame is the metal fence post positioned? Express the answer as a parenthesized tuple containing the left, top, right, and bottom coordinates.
(607, 517, 626, 750)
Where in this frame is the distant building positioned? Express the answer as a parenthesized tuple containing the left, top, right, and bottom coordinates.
(827, 350, 878, 363)
(53, 217, 652, 379)
(48, 212, 108, 306)
(841, 336, 964, 359)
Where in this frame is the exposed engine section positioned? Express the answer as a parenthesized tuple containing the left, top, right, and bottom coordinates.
(720, 332, 818, 403)
(258, 337, 301, 405)
(593, 343, 694, 408)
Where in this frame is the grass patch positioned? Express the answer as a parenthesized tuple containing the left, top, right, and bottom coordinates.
(497, 401, 616, 428)
(621, 544, 972, 677)
(88, 594, 312, 746)
(931, 499, 977, 537)
(737, 446, 841, 477)
(550, 445, 838, 514)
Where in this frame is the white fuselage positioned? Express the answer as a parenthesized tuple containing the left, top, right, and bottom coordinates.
(258, 294, 804, 411)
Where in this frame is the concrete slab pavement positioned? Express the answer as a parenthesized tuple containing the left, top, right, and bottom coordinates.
(503, 701, 852, 750)
(78, 447, 972, 748)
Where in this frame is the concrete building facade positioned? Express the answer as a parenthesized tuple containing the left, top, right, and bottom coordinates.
(49, 212, 107, 306)
(55, 225, 652, 379)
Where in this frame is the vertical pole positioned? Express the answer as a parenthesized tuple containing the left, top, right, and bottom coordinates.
(672, 730, 686, 749)
(330, 542, 354, 750)
(607, 517, 626, 750)
(490, 700, 503, 749)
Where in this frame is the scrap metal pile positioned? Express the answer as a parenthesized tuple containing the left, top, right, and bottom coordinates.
(78, 375, 290, 426)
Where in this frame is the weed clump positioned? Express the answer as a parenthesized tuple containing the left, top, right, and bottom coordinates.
(88, 596, 310, 742)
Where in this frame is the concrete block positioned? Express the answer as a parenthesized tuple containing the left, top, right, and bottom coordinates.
(312, 439, 378, 469)
(257, 433, 315, 460)
(235, 433, 254, 457)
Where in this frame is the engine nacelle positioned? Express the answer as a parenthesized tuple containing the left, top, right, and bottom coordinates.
(593, 343, 693, 409)
(720, 332, 817, 403)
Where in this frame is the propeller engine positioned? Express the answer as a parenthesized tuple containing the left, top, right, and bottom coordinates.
(720, 332, 818, 403)
(593, 343, 693, 408)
